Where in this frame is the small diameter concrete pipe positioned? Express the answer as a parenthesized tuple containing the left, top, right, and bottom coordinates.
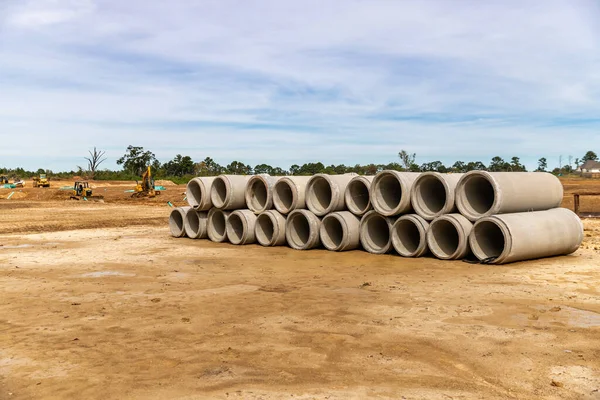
(371, 171, 421, 216)
(306, 173, 357, 216)
(455, 171, 563, 221)
(285, 209, 321, 250)
(359, 210, 395, 254)
(344, 175, 374, 216)
(469, 208, 583, 264)
(184, 209, 208, 239)
(226, 210, 258, 245)
(255, 210, 287, 246)
(272, 176, 312, 214)
(211, 175, 252, 210)
(426, 213, 473, 260)
(169, 206, 191, 238)
(391, 214, 430, 257)
(411, 172, 464, 221)
(207, 208, 231, 242)
(245, 174, 280, 214)
(186, 177, 215, 210)
(319, 211, 361, 251)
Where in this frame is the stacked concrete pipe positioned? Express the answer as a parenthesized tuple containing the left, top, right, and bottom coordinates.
(320, 211, 361, 251)
(391, 214, 430, 257)
(226, 210, 257, 245)
(255, 210, 287, 246)
(186, 177, 215, 210)
(469, 208, 583, 264)
(184, 209, 208, 239)
(306, 173, 357, 216)
(359, 210, 394, 254)
(211, 175, 252, 210)
(344, 175, 374, 216)
(169, 206, 191, 238)
(286, 209, 321, 250)
(245, 174, 280, 214)
(455, 171, 563, 221)
(411, 172, 464, 220)
(426, 214, 473, 260)
(371, 171, 421, 216)
(273, 176, 312, 214)
(207, 208, 231, 242)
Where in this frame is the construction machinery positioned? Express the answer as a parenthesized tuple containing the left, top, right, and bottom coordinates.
(70, 181, 104, 201)
(133, 166, 160, 198)
(32, 174, 50, 188)
(0, 176, 8, 184)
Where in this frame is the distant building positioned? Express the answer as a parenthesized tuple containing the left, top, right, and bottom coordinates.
(578, 160, 600, 173)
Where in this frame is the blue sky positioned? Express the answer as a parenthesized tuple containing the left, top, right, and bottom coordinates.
(1, 0, 599, 172)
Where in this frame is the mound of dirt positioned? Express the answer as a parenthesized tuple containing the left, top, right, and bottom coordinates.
(8, 191, 27, 199)
(155, 180, 177, 186)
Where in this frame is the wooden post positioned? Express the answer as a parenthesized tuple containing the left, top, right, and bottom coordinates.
(574, 193, 580, 215)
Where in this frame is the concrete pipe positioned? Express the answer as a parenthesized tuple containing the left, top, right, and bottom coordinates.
(306, 173, 357, 216)
(226, 209, 258, 245)
(244, 174, 280, 214)
(320, 211, 361, 251)
(371, 171, 421, 216)
(207, 208, 231, 242)
(255, 210, 287, 246)
(272, 176, 312, 214)
(169, 206, 191, 238)
(186, 177, 215, 210)
(184, 209, 208, 239)
(285, 209, 321, 250)
(391, 214, 430, 257)
(455, 171, 563, 221)
(427, 213, 473, 260)
(359, 210, 395, 254)
(411, 172, 464, 221)
(210, 175, 252, 210)
(344, 175, 374, 216)
(469, 208, 583, 264)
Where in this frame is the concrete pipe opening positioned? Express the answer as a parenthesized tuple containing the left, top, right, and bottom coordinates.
(226, 213, 245, 245)
(274, 180, 295, 213)
(248, 179, 268, 211)
(428, 219, 460, 259)
(414, 175, 446, 216)
(458, 174, 495, 217)
(307, 176, 332, 215)
(346, 179, 370, 215)
(208, 209, 228, 242)
(186, 179, 203, 208)
(184, 210, 206, 239)
(321, 216, 344, 250)
(375, 174, 402, 213)
(470, 220, 506, 260)
(169, 208, 186, 237)
(255, 213, 275, 245)
(360, 212, 391, 253)
(288, 212, 311, 249)
(211, 177, 228, 209)
(393, 219, 420, 255)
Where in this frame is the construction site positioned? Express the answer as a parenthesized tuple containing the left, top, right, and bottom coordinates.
(1, 173, 599, 400)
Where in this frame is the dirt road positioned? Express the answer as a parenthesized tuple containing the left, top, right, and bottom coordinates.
(1, 180, 600, 399)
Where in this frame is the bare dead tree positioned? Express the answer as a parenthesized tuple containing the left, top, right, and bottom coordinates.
(85, 147, 107, 179)
(398, 149, 416, 170)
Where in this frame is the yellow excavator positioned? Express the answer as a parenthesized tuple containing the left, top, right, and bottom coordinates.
(132, 166, 160, 198)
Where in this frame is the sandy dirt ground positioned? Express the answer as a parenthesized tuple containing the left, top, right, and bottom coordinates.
(1, 178, 600, 399)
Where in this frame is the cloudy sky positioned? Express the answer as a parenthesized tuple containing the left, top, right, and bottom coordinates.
(1, 0, 599, 172)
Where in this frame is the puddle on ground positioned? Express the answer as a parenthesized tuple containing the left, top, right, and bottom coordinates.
(511, 306, 600, 328)
(79, 271, 135, 278)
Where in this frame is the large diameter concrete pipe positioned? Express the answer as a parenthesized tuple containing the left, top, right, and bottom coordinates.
(306, 173, 357, 216)
(391, 214, 430, 257)
(226, 210, 257, 245)
(245, 174, 281, 214)
(359, 210, 395, 254)
(469, 208, 583, 264)
(411, 172, 464, 221)
(455, 171, 563, 221)
(272, 176, 312, 214)
(210, 175, 252, 210)
(371, 171, 421, 216)
(207, 208, 231, 242)
(169, 206, 191, 238)
(320, 211, 361, 251)
(426, 213, 473, 260)
(255, 210, 287, 246)
(186, 177, 215, 210)
(344, 175, 374, 216)
(285, 209, 321, 250)
(184, 209, 208, 239)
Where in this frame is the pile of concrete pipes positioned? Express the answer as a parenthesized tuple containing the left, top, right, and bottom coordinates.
(169, 171, 583, 264)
